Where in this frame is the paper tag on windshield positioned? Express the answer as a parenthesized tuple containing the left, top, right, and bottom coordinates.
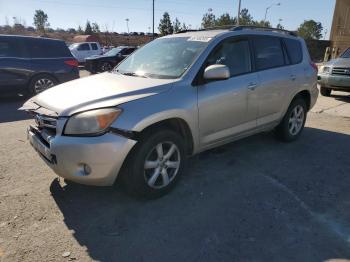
(188, 36, 212, 42)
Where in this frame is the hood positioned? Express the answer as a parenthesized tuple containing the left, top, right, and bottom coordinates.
(21, 72, 175, 116)
(325, 58, 350, 68)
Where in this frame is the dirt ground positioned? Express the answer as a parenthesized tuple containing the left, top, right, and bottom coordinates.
(0, 87, 349, 262)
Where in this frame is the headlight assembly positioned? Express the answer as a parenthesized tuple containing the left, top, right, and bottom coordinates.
(64, 108, 122, 136)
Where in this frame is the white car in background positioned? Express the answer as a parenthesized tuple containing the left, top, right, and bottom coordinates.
(69, 42, 102, 63)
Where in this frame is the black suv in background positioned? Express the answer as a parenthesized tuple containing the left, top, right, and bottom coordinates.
(0, 35, 79, 96)
(85, 46, 137, 73)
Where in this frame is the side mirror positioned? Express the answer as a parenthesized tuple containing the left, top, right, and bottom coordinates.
(203, 64, 230, 80)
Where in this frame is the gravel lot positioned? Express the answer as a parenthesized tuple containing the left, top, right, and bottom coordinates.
(0, 74, 350, 261)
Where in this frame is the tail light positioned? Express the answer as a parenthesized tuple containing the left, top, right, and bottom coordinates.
(310, 62, 318, 73)
(64, 59, 79, 67)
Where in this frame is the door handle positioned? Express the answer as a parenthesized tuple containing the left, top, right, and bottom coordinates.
(247, 82, 258, 90)
(290, 74, 297, 81)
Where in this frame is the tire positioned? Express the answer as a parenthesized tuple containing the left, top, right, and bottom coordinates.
(275, 98, 307, 142)
(320, 86, 331, 97)
(121, 129, 187, 198)
(99, 62, 113, 72)
(29, 74, 57, 95)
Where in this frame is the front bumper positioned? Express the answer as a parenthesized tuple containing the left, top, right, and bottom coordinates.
(318, 73, 350, 89)
(28, 126, 136, 186)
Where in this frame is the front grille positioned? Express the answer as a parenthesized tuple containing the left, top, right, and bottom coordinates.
(331, 67, 350, 76)
(33, 114, 57, 144)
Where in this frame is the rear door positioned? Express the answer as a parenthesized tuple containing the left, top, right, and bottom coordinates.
(197, 37, 259, 147)
(0, 36, 31, 93)
(252, 36, 295, 126)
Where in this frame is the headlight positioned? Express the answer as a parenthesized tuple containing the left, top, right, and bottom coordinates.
(322, 66, 331, 74)
(64, 108, 122, 135)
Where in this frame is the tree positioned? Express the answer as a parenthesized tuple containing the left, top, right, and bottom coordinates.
(297, 20, 323, 40)
(92, 22, 100, 33)
(201, 12, 216, 28)
(85, 20, 93, 35)
(158, 12, 174, 35)
(239, 8, 254, 25)
(253, 20, 271, 28)
(216, 13, 234, 26)
(181, 23, 188, 31)
(33, 10, 49, 33)
(276, 22, 284, 30)
(77, 25, 83, 34)
(173, 18, 181, 33)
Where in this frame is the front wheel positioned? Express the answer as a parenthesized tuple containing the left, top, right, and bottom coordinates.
(320, 86, 331, 97)
(121, 129, 186, 198)
(275, 98, 307, 142)
(99, 62, 113, 72)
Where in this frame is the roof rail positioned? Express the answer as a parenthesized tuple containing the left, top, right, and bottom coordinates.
(175, 25, 298, 37)
(230, 25, 298, 36)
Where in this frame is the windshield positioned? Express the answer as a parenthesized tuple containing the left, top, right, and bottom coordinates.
(105, 47, 123, 56)
(69, 43, 79, 50)
(115, 37, 210, 79)
(340, 48, 350, 58)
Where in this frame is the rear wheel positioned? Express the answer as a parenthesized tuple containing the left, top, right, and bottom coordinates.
(275, 98, 307, 142)
(121, 129, 186, 198)
(320, 86, 331, 97)
(29, 74, 57, 95)
(99, 62, 113, 72)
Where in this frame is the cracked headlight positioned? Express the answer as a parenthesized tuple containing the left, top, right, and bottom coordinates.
(64, 108, 122, 136)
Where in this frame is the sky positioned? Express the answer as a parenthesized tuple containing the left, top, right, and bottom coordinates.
(0, 0, 335, 39)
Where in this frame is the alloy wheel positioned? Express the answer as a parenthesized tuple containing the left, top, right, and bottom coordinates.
(288, 105, 304, 136)
(143, 141, 181, 189)
(101, 62, 112, 72)
(34, 78, 55, 94)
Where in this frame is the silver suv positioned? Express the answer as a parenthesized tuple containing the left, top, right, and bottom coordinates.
(22, 26, 318, 198)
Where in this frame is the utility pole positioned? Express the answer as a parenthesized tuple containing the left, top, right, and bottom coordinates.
(264, 3, 281, 23)
(125, 18, 130, 34)
(237, 0, 241, 26)
(152, 0, 155, 38)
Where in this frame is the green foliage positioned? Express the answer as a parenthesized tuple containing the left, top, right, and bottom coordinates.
(201, 12, 216, 28)
(84, 20, 93, 35)
(216, 13, 234, 27)
(33, 10, 49, 33)
(238, 8, 255, 25)
(77, 25, 83, 34)
(91, 22, 100, 33)
(173, 18, 181, 33)
(297, 20, 323, 40)
(276, 23, 284, 30)
(158, 12, 174, 35)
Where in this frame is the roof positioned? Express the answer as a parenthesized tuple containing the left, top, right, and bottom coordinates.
(0, 34, 64, 42)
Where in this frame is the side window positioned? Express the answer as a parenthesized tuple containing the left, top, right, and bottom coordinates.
(253, 37, 285, 70)
(0, 39, 23, 57)
(283, 38, 303, 64)
(28, 40, 72, 58)
(91, 43, 98, 50)
(77, 43, 90, 51)
(207, 40, 251, 77)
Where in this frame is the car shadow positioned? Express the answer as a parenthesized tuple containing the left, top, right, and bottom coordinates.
(331, 93, 350, 103)
(0, 95, 31, 123)
(50, 127, 350, 262)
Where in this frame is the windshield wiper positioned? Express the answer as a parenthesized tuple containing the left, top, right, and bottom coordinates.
(119, 71, 148, 78)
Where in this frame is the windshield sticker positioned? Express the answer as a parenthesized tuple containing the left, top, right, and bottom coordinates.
(187, 36, 212, 42)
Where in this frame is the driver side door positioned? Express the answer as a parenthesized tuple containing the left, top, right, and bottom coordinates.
(197, 37, 259, 148)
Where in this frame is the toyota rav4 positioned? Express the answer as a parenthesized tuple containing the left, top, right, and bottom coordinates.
(22, 26, 319, 198)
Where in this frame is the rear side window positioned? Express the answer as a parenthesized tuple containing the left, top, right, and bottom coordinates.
(78, 43, 90, 51)
(0, 38, 24, 57)
(91, 43, 98, 50)
(28, 39, 72, 58)
(253, 37, 285, 70)
(207, 40, 251, 77)
(284, 38, 303, 64)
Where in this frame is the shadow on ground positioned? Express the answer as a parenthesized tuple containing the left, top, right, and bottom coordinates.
(0, 96, 30, 123)
(332, 93, 350, 103)
(50, 127, 350, 262)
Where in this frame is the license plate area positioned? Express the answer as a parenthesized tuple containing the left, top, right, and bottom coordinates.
(28, 126, 55, 164)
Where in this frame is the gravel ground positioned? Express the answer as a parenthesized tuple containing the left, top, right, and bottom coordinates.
(0, 85, 350, 262)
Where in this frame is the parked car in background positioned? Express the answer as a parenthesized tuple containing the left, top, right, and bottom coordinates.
(318, 47, 350, 96)
(85, 46, 137, 73)
(23, 27, 318, 198)
(69, 42, 102, 63)
(0, 35, 79, 96)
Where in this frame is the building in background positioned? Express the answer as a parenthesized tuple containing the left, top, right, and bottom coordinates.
(330, 0, 350, 59)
